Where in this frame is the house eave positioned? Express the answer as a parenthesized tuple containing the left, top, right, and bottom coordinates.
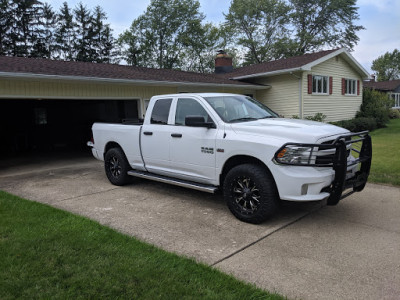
(230, 49, 370, 81)
(230, 67, 309, 80)
(302, 48, 370, 79)
(0, 71, 269, 90)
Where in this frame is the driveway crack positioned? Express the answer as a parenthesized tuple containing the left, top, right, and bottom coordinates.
(53, 188, 119, 203)
(211, 206, 322, 267)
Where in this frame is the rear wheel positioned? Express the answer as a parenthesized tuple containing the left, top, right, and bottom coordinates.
(104, 147, 132, 186)
(223, 164, 279, 224)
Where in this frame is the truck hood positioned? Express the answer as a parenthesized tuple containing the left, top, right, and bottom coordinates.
(229, 118, 349, 143)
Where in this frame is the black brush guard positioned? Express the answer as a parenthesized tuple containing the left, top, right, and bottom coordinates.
(274, 131, 372, 205)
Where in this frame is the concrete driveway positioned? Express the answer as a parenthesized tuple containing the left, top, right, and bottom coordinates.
(1, 155, 399, 300)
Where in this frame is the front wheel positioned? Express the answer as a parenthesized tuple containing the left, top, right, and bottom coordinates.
(104, 147, 132, 186)
(223, 164, 279, 224)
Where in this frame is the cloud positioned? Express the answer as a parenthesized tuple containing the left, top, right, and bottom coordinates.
(352, 0, 400, 73)
(357, 0, 400, 12)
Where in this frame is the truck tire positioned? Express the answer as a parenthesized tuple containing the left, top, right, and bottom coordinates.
(224, 164, 279, 224)
(104, 147, 132, 186)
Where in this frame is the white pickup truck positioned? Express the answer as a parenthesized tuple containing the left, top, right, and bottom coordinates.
(88, 93, 372, 224)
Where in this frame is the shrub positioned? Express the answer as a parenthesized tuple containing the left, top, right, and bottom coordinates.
(389, 108, 400, 119)
(292, 113, 326, 122)
(305, 112, 327, 122)
(331, 117, 377, 132)
(357, 89, 393, 127)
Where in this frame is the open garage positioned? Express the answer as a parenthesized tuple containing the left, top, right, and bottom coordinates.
(0, 98, 140, 155)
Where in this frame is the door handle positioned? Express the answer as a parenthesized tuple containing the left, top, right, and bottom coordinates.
(171, 133, 182, 138)
(143, 131, 153, 136)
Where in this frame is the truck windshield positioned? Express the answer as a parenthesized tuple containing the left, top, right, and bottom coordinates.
(204, 95, 278, 123)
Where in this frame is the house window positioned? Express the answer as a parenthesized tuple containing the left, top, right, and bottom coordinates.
(391, 93, 400, 108)
(345, 79, 357, 95)
(342, 78, 360, 95)
(312, 75, 329, 94)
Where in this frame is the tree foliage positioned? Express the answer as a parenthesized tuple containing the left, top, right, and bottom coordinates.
(225, 0, 364, 63)
(289, 0, 364, 55)
(0, 0, 118, 63)
(371, 49, 400, 81)
(0, 0, 366, 70)
(224, 0, 291, 65)
(357, 88, 393, 128)
(119, 0, 221, 72)
(54, 2, 76, 60)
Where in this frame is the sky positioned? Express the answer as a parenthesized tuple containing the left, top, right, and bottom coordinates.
(48, 0, 400, 74)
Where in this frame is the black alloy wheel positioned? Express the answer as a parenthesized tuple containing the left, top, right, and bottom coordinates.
(104, 147, 132, 186)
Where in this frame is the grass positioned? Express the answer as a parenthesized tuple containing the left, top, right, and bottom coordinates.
(0, 191, 284, 300)
(369, 118, 400, 186)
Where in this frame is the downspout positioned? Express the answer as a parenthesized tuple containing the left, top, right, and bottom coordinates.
(290, 72, 303, 118)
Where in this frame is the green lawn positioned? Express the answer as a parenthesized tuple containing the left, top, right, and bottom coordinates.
(369, 118, 400, 186)
(0, 191, 284, 300)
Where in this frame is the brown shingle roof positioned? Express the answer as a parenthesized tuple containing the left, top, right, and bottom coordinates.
(223, 49, 339, 78)
(363, 79, 400, 91)
(0, 56, 253, 87)
(0, 49, 347, 85)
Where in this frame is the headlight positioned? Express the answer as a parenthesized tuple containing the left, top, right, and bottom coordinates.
(275, 146, 314, 165)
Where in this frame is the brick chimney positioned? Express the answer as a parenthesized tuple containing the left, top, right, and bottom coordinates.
(215, 50, 233, 74)
(371, 74, 376, 82)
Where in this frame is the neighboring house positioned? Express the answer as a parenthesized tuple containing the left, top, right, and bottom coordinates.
(363, 79, 400, 109)
(0, 48, 369, 154)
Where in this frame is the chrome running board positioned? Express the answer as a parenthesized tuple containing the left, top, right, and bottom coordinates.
(127, 170, 218, 194)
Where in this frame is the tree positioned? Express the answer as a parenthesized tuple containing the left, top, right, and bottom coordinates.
(55, 2, 76, 60)
(73, 2, 94, 62)
(0, 0, 12, 55)
(371, 49, 400, 81)
(224, 0, 291, 65)
(31, 2, 57, 58)
(9, 0, 43, 57)
(357, 88, 393, 128)
(119, 0, 215, 70)
(180, 23, 224, 73)
(91, 5, 119, 63)
(289, 0, 364, 55)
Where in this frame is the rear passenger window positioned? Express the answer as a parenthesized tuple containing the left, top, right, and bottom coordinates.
(151, 98, 172, 124)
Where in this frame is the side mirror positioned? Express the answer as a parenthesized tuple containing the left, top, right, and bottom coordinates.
(185, 115, 215, 128)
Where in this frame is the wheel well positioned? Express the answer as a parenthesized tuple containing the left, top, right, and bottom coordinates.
(104, 142, 122, 158)
(220, 155, 275, 186)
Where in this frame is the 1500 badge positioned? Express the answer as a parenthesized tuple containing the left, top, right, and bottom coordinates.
(201, 147, 214, 154)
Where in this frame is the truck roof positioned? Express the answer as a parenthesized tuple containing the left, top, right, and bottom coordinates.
(151, 93, 243, 98)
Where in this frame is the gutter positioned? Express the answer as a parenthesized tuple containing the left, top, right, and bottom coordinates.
(230, 67, 310, 80)
(0, 71, 269, 90)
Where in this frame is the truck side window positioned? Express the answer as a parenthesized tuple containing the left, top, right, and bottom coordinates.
(151, 98, 172, 124)
(175, 98, 211, 125)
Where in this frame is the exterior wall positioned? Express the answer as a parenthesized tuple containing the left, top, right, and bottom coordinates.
(255, 74, 300, 118)
(0, 78, 176, 100)
(0, 77, 254, 117)
(0, 78, 253, 100)
(303, 56, 364, 122)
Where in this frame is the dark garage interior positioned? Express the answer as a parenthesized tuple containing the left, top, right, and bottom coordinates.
(0, 99, 139, 157)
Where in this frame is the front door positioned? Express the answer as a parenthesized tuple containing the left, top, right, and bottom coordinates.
(169, 97, 218, 184)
